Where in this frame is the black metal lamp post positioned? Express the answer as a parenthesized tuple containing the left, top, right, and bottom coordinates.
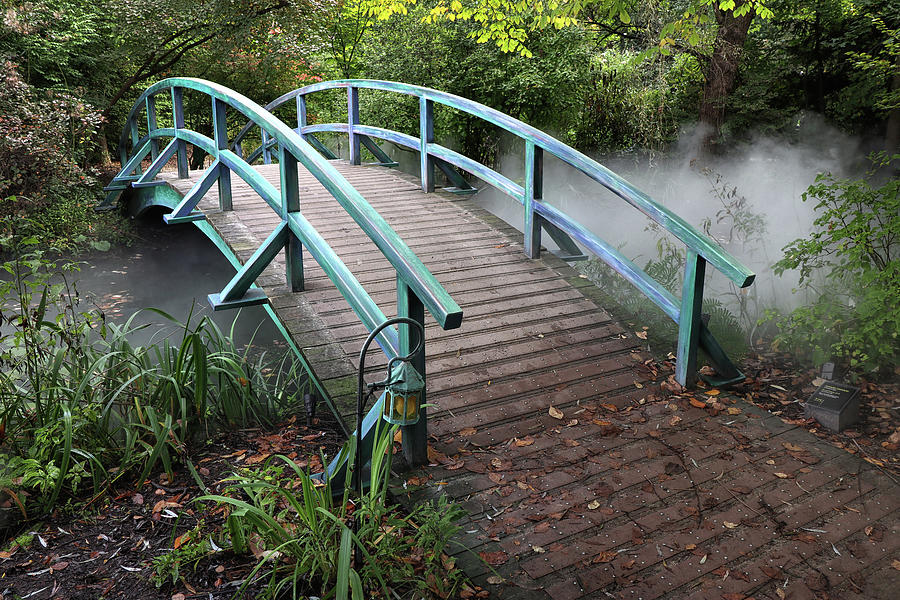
(353, 317, 424, 565)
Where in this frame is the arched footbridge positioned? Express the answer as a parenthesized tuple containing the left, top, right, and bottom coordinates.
(100, 78, 755, 473)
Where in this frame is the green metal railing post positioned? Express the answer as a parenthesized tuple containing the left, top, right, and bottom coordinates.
(348, 87, 361, 165)
(419, 97, 434, 193)
(676, 250, 707, 387)
(146, 95, 159, 161)
(213, 98, 233, 211)
(261, 129, 272, 164)
(129, 119, 143, 176)
(280, 147, 304, 292)
(524, 141, 544, 259)
(297, 95, 308, 142)
(171, 87, 189, 178)
(398, 276, 427, 466)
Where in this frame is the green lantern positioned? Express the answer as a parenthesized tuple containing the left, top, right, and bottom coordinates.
(382, 360, 425, 425)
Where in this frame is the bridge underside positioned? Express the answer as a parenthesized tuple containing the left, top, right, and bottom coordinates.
(154, 161, 648, 432)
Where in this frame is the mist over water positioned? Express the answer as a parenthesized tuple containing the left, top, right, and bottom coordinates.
(461, 117, 867, 322)
(74, 213, 284, 351)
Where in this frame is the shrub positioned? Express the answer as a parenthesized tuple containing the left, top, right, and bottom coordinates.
(768, 154, 899, 376)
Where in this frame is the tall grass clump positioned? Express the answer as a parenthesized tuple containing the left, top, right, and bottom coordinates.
(198, 418, 467, 599)
(0, 222, 307, 522)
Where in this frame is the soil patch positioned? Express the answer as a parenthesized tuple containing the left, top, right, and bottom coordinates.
(0, 413, 345, 600)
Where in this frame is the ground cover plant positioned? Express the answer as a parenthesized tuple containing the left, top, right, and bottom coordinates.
(0, 226, 307, 523)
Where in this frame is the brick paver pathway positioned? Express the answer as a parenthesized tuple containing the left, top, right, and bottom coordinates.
(404, 392, 900, 599)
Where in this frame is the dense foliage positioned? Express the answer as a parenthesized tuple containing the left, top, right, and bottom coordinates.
(768, 155, 899, 375)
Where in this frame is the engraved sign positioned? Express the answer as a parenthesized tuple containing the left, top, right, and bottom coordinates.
(805, 381, 860, 432)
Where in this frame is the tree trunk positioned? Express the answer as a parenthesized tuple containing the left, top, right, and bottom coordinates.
(698, 3, 755, 152)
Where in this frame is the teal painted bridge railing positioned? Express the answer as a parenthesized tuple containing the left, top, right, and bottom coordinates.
(99, 77, 463, 468)
(232, 79, 755, 388)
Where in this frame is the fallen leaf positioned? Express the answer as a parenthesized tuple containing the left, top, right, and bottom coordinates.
(587, 500, 601, 510)
(393, 430, 403, 443)
(892, 559, 900, 571)
(726, 407, 742, 415)
(635, 331, 648, 339)
(782, 442, 804, 452)
(776, 588, 786, 599)
(600, 403, 618, 412)
(774, 472, 792, 479)
(721, 594, 745, 600)
(760, 566, 781, 578)
(132, 493, 144, 505)
(171, 595, 186, 600)
(723, 521, 739, 529)
(514, 436, 535, 447)
(488, 473, 503, 484)
(532, 545, 546, 554)
(459, 427, 477, 437)
(563, 439, 580, 447)
(705, 389, 720, 396)
(592, 550, 619, 563)
(486, 575, 503, 584)
(689, 398, 707, 408)
(548, 406, 564, 419)
(479, 551, 508, 566)
(152, 500, 181, 514)
(669, 415, 682, 426)
(50, 561, 68, 572)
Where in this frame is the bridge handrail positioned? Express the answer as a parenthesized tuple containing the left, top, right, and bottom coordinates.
(235, 79, 755, 387)
(114, 77, 462, 336)
(236, 79, 754, 290)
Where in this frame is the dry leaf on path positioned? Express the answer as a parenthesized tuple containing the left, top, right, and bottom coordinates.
(479, 551, 508, 566)
(459, 427, 477, 437)
(548, 406, 564, 419)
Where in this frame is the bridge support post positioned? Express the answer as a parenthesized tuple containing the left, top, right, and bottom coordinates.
(676, 250, 706, 387)
(280, 148, 304, 292)
(419, 97, 435, 193)
(348, 87, 361, 165)
(398, 277, 428, 467)
(524, 141, 544, 259)
(172, 87, 189, 179)
(213, 98, 233, 211)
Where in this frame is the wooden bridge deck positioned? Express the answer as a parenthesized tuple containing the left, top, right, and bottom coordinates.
(165, 161, 646, 431)
(162, 163, 899, 600)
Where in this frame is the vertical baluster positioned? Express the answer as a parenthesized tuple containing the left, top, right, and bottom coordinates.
(398, 276, 427, 466)
(419, 96, 434, 193)
(348, 87, 360, 165)
(676, 250, 707, 387)
(296, 94, 307, 141)
(524, 141, 544, 258)
(145, 95, 159, 161)
(130, 119, 142, 175)
(261, 129, 272, 165)
(171, 87, 189, 178)
(280, 147, 304, 292)
(212, 97, 232, 211)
